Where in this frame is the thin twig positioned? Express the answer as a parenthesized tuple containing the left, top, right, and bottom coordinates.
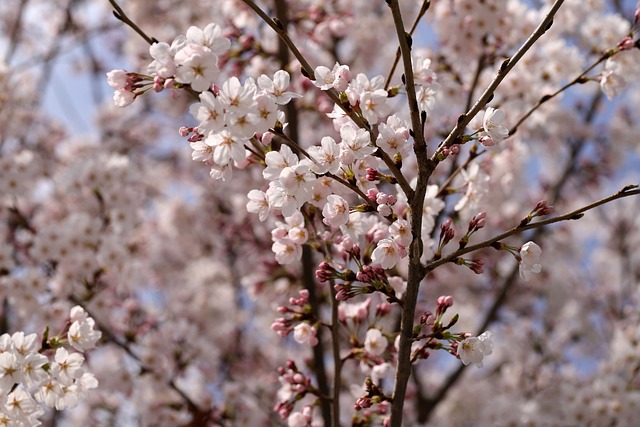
(108, 0, 157, 45)
(434, 0, 565, 156)
(509, 52, 613, 135)
(436, 148, 484, 197)
(464, 53, 487, 112)
(384, 0, 431, 90)
(426, 186, 640, 271)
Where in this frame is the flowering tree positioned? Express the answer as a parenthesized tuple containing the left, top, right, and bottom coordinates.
(2, 0, 640, 425)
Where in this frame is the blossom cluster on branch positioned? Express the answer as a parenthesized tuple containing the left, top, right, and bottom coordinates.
(0, 307, 100, 425)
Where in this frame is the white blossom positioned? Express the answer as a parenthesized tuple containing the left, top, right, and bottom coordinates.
(246, 189, 270, 221)
(364, 329, 388, 356)
(371, 238, 402, 269)
(519, 241, 542, 281)
(257, 70, 302, 105)
(322, 195, 350, 228)
(482, 107, 509, 144)
(293, 323, 318, 346)
(459, 331, 494, 368)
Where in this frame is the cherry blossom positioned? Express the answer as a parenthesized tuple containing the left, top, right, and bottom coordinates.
(371, 238, 403, 269)
(482, 107, 510, 145)
(312, 62, 351, 91)
(519, 241, 543, 281)
(322, 195, 350, 228)
(458, 331, 494, 368)
(258, 70, 302, 105)
(364, 328, 388, 356)
(174, 45, 220, 92)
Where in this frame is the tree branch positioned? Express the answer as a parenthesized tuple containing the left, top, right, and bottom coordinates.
(384, 0, 431, 90)
(415, 91, 604, 424)
(387, 0, 426, 153)
(509, 51, 613, 136)
(108, 0, 157, 45)
(434, 0, 565, 155)
(427, 186, 640, 272)
(239, 0, 414, 199)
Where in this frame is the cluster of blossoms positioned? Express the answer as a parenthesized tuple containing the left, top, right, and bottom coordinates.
(109, 23, 303, 181)
(107, 23, 231, 105)
(271, 289, 319, 346)
(94, 0, 640, 425)
(187, 70, 301, 180)
(0, 306, 100, 425)
(274, 360, 315, 421)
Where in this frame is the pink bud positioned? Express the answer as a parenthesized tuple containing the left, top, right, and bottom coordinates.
(618, 36, 635, 50)
(479, 136, 495, 147)
(377, 303, 392, 316)
(153, 76, 165, 92)
(469, 258, 484, 274)
(376, 193, 389, 205)
(163, 78, 175, 89)
(437, 295, 453, 308)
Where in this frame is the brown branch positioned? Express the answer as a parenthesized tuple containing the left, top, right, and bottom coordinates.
(384, 0, 431, 90)
(427, 186, 640, 272)
(434, 0, 565, 156)
(387, 0, 427, 154)
(329, 281, 342, 427)
(4, 0, 29, 63)
(108, 0, 157, 45)
(385, 1, 442, 424)
(509, 51, 614, 136)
